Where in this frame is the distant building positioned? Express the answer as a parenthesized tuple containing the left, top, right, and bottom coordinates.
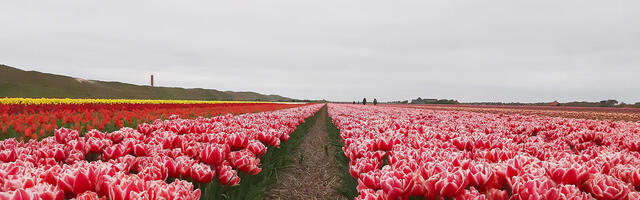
(150, 75, 154, 87)
(599, 99, 619, 107)
(410, 97, 437, 104)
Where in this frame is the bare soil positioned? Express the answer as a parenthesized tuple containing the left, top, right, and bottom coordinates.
(263, 107, 347, 200)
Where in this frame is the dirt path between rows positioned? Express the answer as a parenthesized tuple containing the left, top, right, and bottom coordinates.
(263, 107, 347, 200)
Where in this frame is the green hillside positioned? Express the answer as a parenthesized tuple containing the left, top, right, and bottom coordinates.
(0, 64, 292, 101)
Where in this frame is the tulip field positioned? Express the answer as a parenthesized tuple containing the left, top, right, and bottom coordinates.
(328, 104, 640, 200)
(392, 104, 640, 122)
(0, 97, 323, 199)
(3, 98, 640, 200)
(0, 98, 303, 141)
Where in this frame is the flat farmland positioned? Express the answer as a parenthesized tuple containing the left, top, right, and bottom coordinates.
(387, 104, 640, 122)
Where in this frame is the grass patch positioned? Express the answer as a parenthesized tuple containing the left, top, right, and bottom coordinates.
(326, 109, 358, 198)
(196, 107, 321, 200)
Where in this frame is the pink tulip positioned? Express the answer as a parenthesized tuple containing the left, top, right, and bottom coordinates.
(630, 169, 640, 186)
(96, 175, 117, 197)
(169, 122, 191, 134)
(468, 162, 494, 190)
(0, 189, 31, 200)
(257, 131, 280, 147)
(133, 143, 148, 156)
(24, 183, 65, 200)
(228, 150, 262, 175)
(0, 149, 17, 162)
(422, 175, 440, 199)
(163, 157, 179, 178)
(180, 140, 201, 158)
(68, 139, 86, 153)
(108, 181, 142, 200)
(136, 123, 154, 135)
(102, 144, 126, 160)
(357, 170, 381, 191)
(65, 150, 86, 165)
(217, 164, 241, 186)
(375, 138, 393, 151)
(190, 163, 215, 183)
(138, 163, 168, 181)
(380, 176, 406, 200)
(200, 144, 229, 166)
(86, 138, 110, 153)
(228, 133, 249, 150)
(628, 192, 640, 200)
(452, 137, 473, 151)
(454, 187, 485, 200)
(52, 147, 67, 162)
(586, 174, 630, 200)
(547, 164, 589, 185)
(486, 188, 508, 200)
(355, 189, 385, 200)
(247, 141, 267, 157)
(349, 157, 382, 178)
(175, 156, 197, 178)
(57, 169, 91, 194)
(544, 184, 594, 200)
(75, 191, 103, 200)
(509, 176, 555, 200)
(86, 165, 117, 192)
(55, 128, 79, 144)
(435, 170, 469, 197)
(191, 123, 207, 134)
(451, 157, 471, 170)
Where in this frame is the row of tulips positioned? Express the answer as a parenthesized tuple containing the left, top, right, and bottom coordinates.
(327, 104, 640, 200)
(0, 97, 272, 105)
(389, 104, 640, 122)
(0, 104, 323, 199)
(0, 100, 305, 140)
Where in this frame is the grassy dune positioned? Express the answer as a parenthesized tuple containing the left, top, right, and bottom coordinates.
(0, 64, 291, 102)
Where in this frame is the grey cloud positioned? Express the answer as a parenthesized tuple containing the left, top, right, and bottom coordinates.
(1, 0, 639, 103)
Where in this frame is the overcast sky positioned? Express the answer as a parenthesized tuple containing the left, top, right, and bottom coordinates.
(1, 1, 639, 103)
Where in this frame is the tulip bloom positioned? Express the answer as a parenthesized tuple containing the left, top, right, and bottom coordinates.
(228, 150, 262, 175)
(468, 162, 494, 190)
(228, 133, 249, 150)
(200, 144, 229, 166)
(57, 169, 91, 194)
(547, 164, 589, 185)
(217, 164, 241, 186)
(190, 163, 215, 183)
(586, 175, 630, 200)
(434, 170, 469, 197)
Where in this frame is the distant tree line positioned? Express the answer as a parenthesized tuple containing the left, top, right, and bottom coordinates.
(352, 98, 378, 105)
(410, 97, 459, 104)
(558, 100, 629, 107)
(387, 100, 409, 104)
